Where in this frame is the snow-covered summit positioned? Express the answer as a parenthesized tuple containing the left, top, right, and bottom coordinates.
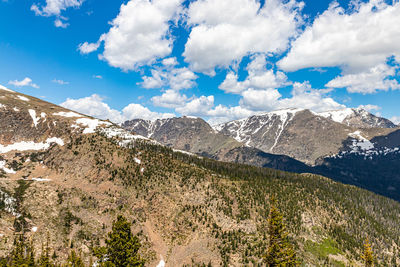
(318, 108, 396, 128)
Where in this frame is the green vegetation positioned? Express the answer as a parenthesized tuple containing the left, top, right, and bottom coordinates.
(0, 215, 143, 267)
(264, 196, 298, 266)
(94, 215, 144, 267)
(1, 132, 400, 265)
(361, 239, 374, 267)
(305, 238, 341, 259)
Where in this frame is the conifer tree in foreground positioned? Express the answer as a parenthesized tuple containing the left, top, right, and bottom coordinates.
(361, 239, 374, 267)
(95, 215, 144, 267)
(265, 196, 299, 266)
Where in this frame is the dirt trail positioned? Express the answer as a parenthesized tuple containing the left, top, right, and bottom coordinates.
(144, 220, 168, 266)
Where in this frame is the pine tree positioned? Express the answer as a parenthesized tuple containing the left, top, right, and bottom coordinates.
(65, 250, 85, 267)
(27, 238, 36, 267)
(361, 239, 374, 267)
(96, 215, 144, 267)
(38, 234, 54, 267)
(10, 234, 28, 266)
(264, 196, 299, 266)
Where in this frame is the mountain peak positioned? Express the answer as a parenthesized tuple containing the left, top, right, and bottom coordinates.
(318, 107, 396, 128)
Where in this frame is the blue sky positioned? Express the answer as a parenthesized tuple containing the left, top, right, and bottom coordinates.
(0, 0, 399, 124)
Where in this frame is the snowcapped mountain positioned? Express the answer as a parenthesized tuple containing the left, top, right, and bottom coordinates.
(122, 116, 240, 156)
(0, 85, 150, 175)
(122, 115, 317, 173)
(214, 108, 396, 164)
(318, 107, 397, 128)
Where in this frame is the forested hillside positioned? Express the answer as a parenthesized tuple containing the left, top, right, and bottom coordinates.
(2, 132, 399, 266)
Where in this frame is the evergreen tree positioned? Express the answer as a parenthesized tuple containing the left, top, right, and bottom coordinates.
(27, 239, 36, 267)
(361, 239, 374, 267)
(95, 215, 144, 267)
(10, 234, 28, 266)
(65, 250, 85, 267)
(264, 196, 299, 266)
(38, 235, 54, 267)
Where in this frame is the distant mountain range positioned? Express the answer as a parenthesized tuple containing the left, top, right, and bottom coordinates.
(123, 108, 400, 201)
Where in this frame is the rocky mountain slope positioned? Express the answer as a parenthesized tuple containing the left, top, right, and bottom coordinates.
(215, 108, 396, 164)
(123, 108, 400, 202)
(122, 117, 240, 157)
(122, 116, 312, 174)
(1, 86, 400, 266)
(319, 107, 397, 128)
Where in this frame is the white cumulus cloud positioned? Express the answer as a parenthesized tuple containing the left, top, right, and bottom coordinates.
(279, 1, 400, 72)
(219, 55, 290, 94)
(79, 0, 183, 71)
(151, 90, 188, 108)
(175, 95, 215, 116)
(140, 65, 198, 91)
(78, 38, 104, 54)
(184, 0, 304, 74)
(31, 0, 83, 28)
(326, 64, 400, 94)
(169, 81, 345, 124)
(61, 94, 174, 123)
(8, 77, 39, 89)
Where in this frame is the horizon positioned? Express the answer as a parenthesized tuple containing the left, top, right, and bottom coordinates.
(1, 0, 399, 125)
(2, 83, 398, 127)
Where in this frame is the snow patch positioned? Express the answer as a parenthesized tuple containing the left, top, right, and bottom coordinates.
(183, 116, 198, 119)
(319, 108, 354, 123)
(134, 157, 141, 164)
(0, 103, 5, 109)
(46, 137, 64, 146)
(17, 95, 29, 102)
(0, 189, 20, 217)
(156, 255, 165, 267)
(100, 126, 154, 148)
(13, 107, 19, 112)
(348, 131, 374, 151)
(28, 109, 40, 127)
(0, 85, 14, 92)
(0, 161, 16, 174)
(0, 137, 64, 154)
(30, 178, 51, 182)
(76, 118, 112, 134)
(53, 111, 83, 118)
(32, 226, 38, 232)
(172, 148, 196, 156)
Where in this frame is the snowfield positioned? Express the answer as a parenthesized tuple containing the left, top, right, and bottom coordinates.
(348, 131, 374, 151)
(319, 108, 355, 124)
(53, 111, 83, 118)
(17, 95, 29, 101)
(0, 137, 64, 154)
(75, 118, 112, 134)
